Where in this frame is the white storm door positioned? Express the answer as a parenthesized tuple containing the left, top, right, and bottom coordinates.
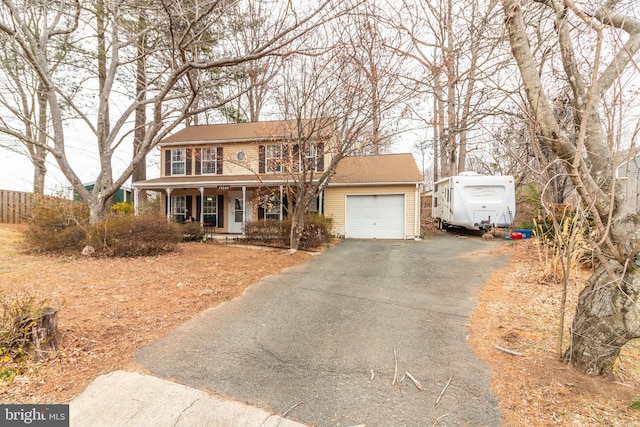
(228, 192, 252, 233)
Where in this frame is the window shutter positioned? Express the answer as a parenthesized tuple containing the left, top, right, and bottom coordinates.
(195, 195, 201, 219)
(186, 148, 192, 175)
(317, 142, 325, 171)
(217, 147, 223, 174)
(165, 150, 171, 176)
(186, 195, 193, 220)
(217, 195, 224, 228)
(282, 195, 289, 218)
(292, 144, 300, 172)
(195, 149, 201, 175)
(258, 206, 265, 220)
(258, 145, 265, 173)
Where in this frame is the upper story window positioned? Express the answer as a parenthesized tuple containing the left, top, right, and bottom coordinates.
(200, 147, 217, 175)
(303, 143, 316, 172)
(266, 144, 282, 173)
(171, 149, 186, 175)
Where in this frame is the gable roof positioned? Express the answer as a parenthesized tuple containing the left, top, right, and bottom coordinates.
(160, 119, 333, 145)
(329, 153, 423, 185)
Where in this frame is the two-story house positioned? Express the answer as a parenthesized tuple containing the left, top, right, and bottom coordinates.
(131, 119, 423, 239)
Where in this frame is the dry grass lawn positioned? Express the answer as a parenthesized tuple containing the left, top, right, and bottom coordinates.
(1, 223, 640, 426)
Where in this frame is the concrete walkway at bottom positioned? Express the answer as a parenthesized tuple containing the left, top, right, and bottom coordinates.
(69, 370, 306, 427)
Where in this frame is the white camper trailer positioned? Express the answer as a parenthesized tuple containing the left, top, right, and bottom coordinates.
(432, 172, 515, 231)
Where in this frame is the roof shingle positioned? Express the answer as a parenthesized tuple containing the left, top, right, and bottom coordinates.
(329, 153, 423, 185)
(160, 119, 331, 145)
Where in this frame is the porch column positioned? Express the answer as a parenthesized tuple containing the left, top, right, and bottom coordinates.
(166, 188, 172, 222)
(279, 185, 283, 220)
(133, 188, 140, 215)
(199, 187, 204, 226)
(415, 183, 420, 238)
(242, 186, 247, 234)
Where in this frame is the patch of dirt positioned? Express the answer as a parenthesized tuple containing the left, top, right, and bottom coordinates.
(2, 223, 640, 426)
(0, 224, 314, 404)
(469, 237, 640, 426)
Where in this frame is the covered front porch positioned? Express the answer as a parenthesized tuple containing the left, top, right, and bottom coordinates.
(132, 177, 323, 236)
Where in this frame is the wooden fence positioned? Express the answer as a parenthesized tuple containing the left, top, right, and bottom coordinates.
(0, 189, 33, 223)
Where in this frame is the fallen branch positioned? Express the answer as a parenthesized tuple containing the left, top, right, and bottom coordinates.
(392, 346, 398, 385)
(405, 371, 424, 391)
(432, 413, 449, 426)
(282, 402, 302, 419)
(495, 345, 524, 356)
(435, 376, 452, 406)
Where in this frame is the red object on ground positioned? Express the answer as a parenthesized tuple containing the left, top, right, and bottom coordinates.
(510, 232, 523, 240)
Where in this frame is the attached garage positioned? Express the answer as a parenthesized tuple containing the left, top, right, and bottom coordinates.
(323, 154, 424, 240)
(345, 194, 405, 239)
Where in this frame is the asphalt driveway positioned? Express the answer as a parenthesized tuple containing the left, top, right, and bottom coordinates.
(136, 235, 511, 426)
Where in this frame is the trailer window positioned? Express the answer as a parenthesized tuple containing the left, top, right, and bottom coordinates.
(433, 197, 438, 208)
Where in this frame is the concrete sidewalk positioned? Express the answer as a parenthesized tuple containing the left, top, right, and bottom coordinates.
(70, 370, 307, 427)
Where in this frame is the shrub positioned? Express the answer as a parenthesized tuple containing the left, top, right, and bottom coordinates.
(23, 196, 89, 254)
(0, 294, 47, 365)
(303, 214, 333, 244)
(111, 202, 134, 215)
(180, 221, 205, 241)
(24, 197, 183, 257)
(87, 213, 182, 257)
(244, 214, 333, 249)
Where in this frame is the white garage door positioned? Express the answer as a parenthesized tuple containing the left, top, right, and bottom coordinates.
(345, 194, 405, 239)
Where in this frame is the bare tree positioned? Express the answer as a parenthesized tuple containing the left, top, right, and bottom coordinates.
(217, 1, 286, 123)
(270, 48, 381, 251)
(502, 0, 640, 376)
(394, 0, 510, 180)
(341, 0, 415, 155)
(0, 0, 337, 223)
(0, 5, 76, 195)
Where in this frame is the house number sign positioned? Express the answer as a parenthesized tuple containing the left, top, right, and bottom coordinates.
(218, 186, 230, 190)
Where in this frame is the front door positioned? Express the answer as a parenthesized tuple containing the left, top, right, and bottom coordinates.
(228, 191, 252, 233)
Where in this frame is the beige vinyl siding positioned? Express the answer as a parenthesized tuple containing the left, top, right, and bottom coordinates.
(324, 184, 419, 239)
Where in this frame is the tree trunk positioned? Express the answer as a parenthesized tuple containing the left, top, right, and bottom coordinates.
(31, 307, 61, 361)
(289, 190, 315, 253)
(289, 203, 306, 253)
(564, 262, 640, 376)
(502, 0, 640, 376)
(132, 14, 147, 187)
(32, 157, 47, 196)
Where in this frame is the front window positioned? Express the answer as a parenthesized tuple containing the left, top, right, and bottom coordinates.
(172, 195, 186, 222)
(171, 149, 186, 175)
(265, 194, 281, 220)
(203, 196, 217, 224)
(201, 148, 217, 175)
(266, 144, 282, 173)
(303, 143, 316, 171)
